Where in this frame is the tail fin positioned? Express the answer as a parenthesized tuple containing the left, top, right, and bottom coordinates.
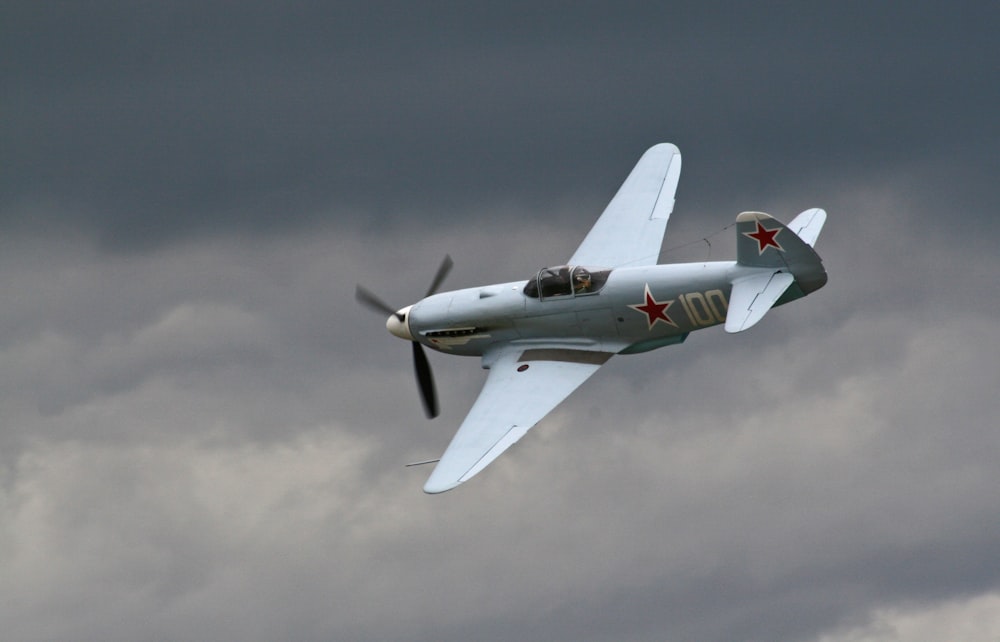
(736, 211, 824, 269)
(727, 210, 828, 333)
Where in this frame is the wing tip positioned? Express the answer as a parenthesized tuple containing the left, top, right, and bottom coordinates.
(647, 141, 680, 155)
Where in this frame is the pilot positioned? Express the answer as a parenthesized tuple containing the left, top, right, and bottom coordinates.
(573, 270, 592, 293)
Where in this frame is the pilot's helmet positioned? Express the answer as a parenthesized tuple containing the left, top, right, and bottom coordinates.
(574, 270, 591, 283)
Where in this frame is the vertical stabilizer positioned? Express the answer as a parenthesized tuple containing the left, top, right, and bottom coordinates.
(727, 211, 828, 332)
(736, 211, 823, 269)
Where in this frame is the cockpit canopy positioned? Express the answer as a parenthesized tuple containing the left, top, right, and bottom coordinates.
(523, 265, 611, 299)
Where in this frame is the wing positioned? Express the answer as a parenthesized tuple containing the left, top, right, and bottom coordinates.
(423, 345, 612, 494)
(568, 143, 681, 268)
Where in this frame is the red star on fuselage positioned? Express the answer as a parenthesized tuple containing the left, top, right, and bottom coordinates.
(629, 284, 678, 329)
(744, 221, 783, 254)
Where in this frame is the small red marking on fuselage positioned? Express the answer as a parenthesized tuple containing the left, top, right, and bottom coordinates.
(629, 284, 678, 329)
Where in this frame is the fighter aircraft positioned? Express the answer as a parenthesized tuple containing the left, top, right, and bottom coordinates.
(357, 143, 827, 493)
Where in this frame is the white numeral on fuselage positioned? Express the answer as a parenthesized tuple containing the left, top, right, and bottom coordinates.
(678, 289, 728, 327)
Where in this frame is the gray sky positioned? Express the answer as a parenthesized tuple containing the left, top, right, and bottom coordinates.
(2, 3, 999, 641)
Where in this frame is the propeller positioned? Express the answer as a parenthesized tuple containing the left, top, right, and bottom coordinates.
(355, 285, 403, 321)
(356, 255, 453, 419)
(411, 341, 437, 418)
(424, 255, 454, 298)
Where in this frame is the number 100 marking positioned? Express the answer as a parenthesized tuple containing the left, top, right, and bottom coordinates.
(679, 289, 728, 327)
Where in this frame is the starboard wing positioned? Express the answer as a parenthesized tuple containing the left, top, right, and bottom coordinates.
(568, 143, 681, 269)
(423, 345, 612, 494)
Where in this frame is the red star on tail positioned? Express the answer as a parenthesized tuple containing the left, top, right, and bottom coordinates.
(744, 221, 783, 254)
(629, 284, 678, 329)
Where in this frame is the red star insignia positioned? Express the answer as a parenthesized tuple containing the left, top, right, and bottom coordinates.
(629, 284, 677, 329)
(744, 221, 784, 254)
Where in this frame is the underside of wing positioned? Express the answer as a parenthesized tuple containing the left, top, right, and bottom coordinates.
(568, 143, 681, 269)
(423, 346, 612, 494)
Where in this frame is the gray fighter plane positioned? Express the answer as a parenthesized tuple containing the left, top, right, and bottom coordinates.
(357, 143, 827, 493)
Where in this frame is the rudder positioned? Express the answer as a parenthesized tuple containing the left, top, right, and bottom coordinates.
(737, 212, 810, 267)
(735, 210, 827, 297)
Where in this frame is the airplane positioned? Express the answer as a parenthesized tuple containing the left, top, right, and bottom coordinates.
(357, 143, 827, 494)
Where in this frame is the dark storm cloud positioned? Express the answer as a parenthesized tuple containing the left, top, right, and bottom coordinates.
(3, 3, 997, 247)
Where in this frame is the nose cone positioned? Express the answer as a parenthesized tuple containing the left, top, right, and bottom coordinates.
(386, 305, 414, 340)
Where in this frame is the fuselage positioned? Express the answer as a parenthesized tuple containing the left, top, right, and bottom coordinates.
(392, 261, 822, 358)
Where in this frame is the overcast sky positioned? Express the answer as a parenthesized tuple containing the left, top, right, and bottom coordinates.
(2, 3, 999, 641)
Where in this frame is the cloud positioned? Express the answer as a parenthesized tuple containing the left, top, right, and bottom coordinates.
(0, 184, 996, 640)
(4, 4, 997, 246)
(814, 592, 1000, 642)
(0, 429, 380, 642)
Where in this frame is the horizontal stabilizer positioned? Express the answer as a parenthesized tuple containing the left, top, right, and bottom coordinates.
(725, 271, 795, 333)
(734, 210, 827, 298)
(787, 208, 827, 248)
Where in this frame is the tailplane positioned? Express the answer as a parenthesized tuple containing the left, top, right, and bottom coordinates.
(787, 207, 826, 248)
(725, 271, 796, 333)
(727, 210, 827, 333)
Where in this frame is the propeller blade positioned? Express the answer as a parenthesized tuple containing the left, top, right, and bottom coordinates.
(411, 341, 439, 419)
(355, 285, 403, 320)
(424, 255, 454, 298)
(359, 258, 453, 420)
